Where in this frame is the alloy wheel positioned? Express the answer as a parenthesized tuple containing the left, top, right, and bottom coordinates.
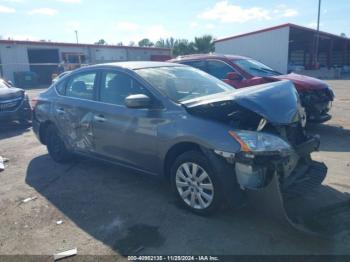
(175, 162, 214, 210)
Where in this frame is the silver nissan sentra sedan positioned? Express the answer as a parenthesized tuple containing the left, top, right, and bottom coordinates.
(32, 62, 327, 217)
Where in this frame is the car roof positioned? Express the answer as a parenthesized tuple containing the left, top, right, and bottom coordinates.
(88, 61, 185, 70)
(169, 53, 251, 62)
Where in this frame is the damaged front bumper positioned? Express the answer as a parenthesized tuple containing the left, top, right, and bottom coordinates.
(300, 89, 334, 123)
(247, 162, 327, 236)
(233, 135, 328, 235)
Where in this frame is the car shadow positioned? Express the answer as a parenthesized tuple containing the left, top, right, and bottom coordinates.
(285, 185, 350, 236)
(25, 155, 350, 255)
(307, 123, 350, 153)
(0, 121, 32, 140)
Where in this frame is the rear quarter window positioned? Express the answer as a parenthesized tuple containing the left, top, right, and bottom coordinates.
(55, 80, 67, 95)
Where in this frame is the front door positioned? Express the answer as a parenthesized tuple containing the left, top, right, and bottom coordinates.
(206, 60, 249, 88)
(92, 70, 162, 174)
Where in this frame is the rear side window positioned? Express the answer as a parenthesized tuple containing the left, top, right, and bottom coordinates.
(181, 60, 207, 72)
(99, 71, 148, 106)
(66, 72, 97, 100)
(207, 60, 235, 80)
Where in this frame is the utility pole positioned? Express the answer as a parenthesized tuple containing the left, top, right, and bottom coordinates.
(314, 0, 321, 68)
(75, 30, 79, 44)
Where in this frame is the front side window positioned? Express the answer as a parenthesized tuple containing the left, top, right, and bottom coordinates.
(66, 72, 97, 100)
(233, 59, 282, 77)
(99, 71, 148, 106)
(136, 66, 233, 102)
(206, 60, 236, 80)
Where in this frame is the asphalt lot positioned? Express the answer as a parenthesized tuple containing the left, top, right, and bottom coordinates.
(0, 81, 350, 257)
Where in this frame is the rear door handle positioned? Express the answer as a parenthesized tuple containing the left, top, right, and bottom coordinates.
(94, 115, 106, 123)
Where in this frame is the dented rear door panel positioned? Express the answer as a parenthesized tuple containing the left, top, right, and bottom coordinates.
(53, 97, 96, 153)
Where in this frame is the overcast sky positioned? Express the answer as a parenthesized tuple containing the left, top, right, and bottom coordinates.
(0, 0, 349, 45)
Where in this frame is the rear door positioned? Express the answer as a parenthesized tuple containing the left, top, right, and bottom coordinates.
(53, 70, 99, 153)
(92, 69, 162, 174)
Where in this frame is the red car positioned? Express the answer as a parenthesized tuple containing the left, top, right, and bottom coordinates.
(169, 54, 335, 123)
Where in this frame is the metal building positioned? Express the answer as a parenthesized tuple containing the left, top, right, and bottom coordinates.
(214, 23, 350, 74)
(0, 40, 171, 85)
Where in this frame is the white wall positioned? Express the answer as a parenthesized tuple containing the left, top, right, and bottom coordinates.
(0, 44, 30, 82)
(215, 27, 290, 74)
(0, 42, 171, 82)
(92, 47, 127, 63)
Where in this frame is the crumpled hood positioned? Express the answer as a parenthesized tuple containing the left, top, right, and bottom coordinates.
(272, 73, 329, 92)
(182, 80, 300, 125)
(0, 87, 24, 101)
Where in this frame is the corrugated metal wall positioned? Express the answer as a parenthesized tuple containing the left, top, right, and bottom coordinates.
(0, 42, 171, 82)
(0, 44, 30, 82)
(215, 27, 290, 74)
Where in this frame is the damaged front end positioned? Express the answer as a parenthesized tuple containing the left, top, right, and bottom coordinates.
(224, 121, 328, 236)
(299, 87, 334, 123)
(183, 81, 328, 235)
(231, 130, 327, 233)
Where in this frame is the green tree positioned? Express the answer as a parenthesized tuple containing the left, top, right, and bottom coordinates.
(341, 33, 347, 38)
(138, 38, 154, 47)
(193, 35, 215, 53)
(172, 40, 196, 57)
(95, 39, 107, 45)
(155, 37, 176, 49)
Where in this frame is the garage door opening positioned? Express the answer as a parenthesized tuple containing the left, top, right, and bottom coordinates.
(28, 49, 59, 85)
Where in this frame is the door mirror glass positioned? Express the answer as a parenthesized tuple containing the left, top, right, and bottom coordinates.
(125, 94, 151, 109)
(227, 72, 243, 81)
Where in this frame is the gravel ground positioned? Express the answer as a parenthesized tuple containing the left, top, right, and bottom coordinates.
(0, 81, 350, 258)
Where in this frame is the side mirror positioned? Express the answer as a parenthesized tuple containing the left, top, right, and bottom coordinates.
(125, 94, 151, 109)
(227, 72, 243, 81)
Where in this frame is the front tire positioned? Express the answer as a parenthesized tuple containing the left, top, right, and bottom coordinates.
(46, 125, 72, 163)
(170, 151, 222, 215)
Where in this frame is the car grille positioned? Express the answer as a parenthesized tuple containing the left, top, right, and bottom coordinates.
(0, 97, 23, 112)
(316, 89, 333, 101)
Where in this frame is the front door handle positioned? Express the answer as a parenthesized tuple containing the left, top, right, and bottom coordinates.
(56, 108, 65, 114)
(94, 115, 106, 123)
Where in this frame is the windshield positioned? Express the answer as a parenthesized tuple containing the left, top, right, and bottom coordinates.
(233, 59, 282, 77)
(136, 66, 234, 102)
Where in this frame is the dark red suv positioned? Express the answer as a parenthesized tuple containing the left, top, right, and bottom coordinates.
(169, 54, 335, 123)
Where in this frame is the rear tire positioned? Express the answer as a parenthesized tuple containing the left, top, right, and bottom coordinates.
(170, 150, 222, 215)
(46, 125, 73, 163)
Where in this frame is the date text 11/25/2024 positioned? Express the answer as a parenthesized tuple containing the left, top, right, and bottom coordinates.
(128, 256, 220, 261)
